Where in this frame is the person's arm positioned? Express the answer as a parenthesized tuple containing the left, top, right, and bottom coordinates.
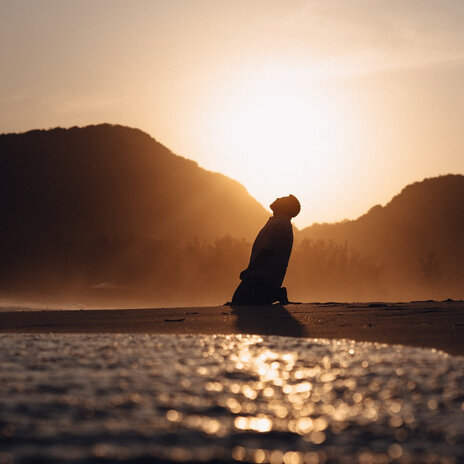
(240, 248, 274, 280)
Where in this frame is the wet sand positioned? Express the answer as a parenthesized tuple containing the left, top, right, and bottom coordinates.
(1, 300, 463, 355)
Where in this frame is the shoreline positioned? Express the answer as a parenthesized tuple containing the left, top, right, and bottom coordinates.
(1, 300, 463, 355)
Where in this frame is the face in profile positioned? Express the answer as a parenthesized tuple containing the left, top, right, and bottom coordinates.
(270, 195, 301, 218)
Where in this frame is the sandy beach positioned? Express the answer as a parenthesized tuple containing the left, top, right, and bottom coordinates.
(2, 301, 464, 463)
(1, 300, 463, 355)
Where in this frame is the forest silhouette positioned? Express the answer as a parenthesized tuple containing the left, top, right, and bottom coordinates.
(0, 125, 462, 306)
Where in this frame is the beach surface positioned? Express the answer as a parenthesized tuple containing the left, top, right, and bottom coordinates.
(1, 301, 464, 463)
(0, 300, 463, 355)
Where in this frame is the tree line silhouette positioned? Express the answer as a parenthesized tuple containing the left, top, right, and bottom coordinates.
(0, 231, 457, 306)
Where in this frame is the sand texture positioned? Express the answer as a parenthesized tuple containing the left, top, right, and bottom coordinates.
(0, 300, 463, 355)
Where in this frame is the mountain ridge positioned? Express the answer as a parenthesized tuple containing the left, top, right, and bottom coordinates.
(297, 174, 464, 298)
(0, 123, 269, 243)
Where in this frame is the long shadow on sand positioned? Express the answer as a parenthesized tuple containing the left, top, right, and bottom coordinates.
(231, 304, 307, 338)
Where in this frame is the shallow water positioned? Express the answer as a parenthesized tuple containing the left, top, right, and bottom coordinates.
(0, 334, 463, 464)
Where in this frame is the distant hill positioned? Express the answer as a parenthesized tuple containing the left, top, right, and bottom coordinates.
(0, 124, 269, 302)
(296, 175, 464, 299)
(0, 124, 268, 242)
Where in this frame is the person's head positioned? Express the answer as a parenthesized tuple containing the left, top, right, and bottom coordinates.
(270, 194, 301, 218)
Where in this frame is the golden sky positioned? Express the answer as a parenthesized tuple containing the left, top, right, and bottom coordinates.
(1, 0, 463, 227)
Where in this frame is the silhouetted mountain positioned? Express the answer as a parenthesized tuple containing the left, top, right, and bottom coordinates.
(0, 124, 269, 302)
(297, 175, 464, 300)
(0, 124, 267, 243)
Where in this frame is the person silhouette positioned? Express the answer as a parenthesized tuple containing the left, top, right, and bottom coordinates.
(231, 194, 300, 305)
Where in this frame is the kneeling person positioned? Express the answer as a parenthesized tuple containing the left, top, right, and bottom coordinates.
(232, 195, 300, 305)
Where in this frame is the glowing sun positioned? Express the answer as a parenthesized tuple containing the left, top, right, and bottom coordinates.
(203, 66, 357, 226)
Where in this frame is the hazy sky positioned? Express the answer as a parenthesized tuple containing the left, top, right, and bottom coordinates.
(1, 0, 463, 227)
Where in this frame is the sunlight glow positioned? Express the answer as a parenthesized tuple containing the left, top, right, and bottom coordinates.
(2, 2, 463, 228)
(204, 66, 359, 225)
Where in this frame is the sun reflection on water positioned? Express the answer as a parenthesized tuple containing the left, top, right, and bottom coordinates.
(1, 333, 463, 463)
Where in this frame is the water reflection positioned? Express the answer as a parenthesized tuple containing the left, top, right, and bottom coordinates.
(0, 334, 463, 463)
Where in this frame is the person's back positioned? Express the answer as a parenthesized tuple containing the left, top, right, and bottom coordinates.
(231, 195, 300, 305)
(246, 215, 293, 288)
